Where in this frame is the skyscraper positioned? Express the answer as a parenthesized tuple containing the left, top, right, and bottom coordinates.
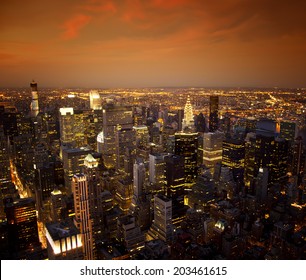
(72, 174, 94, 260)
(280, 120, 298, 142)
(59, 108, 75, 147)
(34, 162, 55, 221)
(83, 154, 104, 241)
(209, 95, 219, 132)
(147, 194, 173, 242)
(115, 128, 136, 174)
(182, 96, 194, 130)
(0, 128, 13, 220)
(165, 154, 185, 198)
(89, 90, 102, 110)
(5, 198, 40, 258)
(203, 131, 224, 175)
(130, 159, 151, 230)
(101, 104, 133, 168)
(50, 188, 64, 222)
(149, 153, 169, 194)
(132, 159, 146, 200)
(174, 131, 198, 186)
(133, 125, 149, 148)
(244, 133, 289, 191)
(222, 138, 245, 182)
(62, 146, 93, 195)
(30, 81, 39, 118)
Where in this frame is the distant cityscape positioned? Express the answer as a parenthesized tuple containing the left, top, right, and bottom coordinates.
(0, 82, 305, 260)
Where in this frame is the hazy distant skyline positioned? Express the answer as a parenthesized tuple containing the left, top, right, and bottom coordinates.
(1, 0, 306, 88)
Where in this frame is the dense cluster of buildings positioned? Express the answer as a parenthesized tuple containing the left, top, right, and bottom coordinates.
(0, 82, 305, 260)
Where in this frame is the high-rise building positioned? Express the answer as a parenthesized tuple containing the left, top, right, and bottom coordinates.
(133, 125, 149, 148)
(0, 102, 19, 144)
(5, 198, 40, 257)
(177, 109, 184, 132)
(174, 131, 198, 186)
(101, 104, 133, 168)
(73, 109, 91, 148)
(62, 146, 93, 195)
(72, 174, 95, 260)
(59, 108, 75, 147)
(222, 138, 245, 182)
(291, 137, 305, 181)
(34, 162, 55, 221)
(222, 139, 245, 168)
(83, 154, 104, 241)
(50, 188, 65, 222)
(30, 81, 39, 118)
(130, 159, 151, 230)
(254, 167, 269, 203)
(209, 95, 219, 132)
(182, 96, 194, 130)
(280, 121, 298, 142)
(115, 177, 133, 215)
(203, 131, 224, 175)
(115, 128, 136, 174)
(244, 133, 289, 191)
(147, 194, 173, 242)
(116, 215, 145, 255)
(149, 153, 169, 193)
(164, 154, 185, 198)
(0, 128, 13, 220)
(132, 159, 146, 200)
(89, 90, 102, 110)
(195, 112, 206, 133)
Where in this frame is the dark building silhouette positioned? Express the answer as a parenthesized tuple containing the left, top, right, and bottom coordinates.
(209, 96, 219, 132)
(174, 132, 198, 186)
(5, 198, 40, 258)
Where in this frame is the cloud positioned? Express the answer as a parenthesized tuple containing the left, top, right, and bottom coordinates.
(82, 0, 117, 13)
(150, 0, 190, 9)
(61, 14, 92, 40)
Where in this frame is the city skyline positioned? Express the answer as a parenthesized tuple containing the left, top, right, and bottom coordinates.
(1, 0, 306, 88)
(0, 81, 305, 260)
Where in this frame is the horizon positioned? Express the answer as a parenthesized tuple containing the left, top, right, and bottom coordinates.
(1, 84, 305, 91)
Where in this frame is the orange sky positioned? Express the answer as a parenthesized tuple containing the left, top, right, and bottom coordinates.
(1, 0, 306, 88)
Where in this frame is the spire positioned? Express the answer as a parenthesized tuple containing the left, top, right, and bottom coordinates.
(182, 95, 194, 130)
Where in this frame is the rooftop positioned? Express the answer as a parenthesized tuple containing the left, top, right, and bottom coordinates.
(46, 219, 79, 241)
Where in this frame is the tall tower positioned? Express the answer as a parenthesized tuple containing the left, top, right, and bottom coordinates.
(102, 104, 133, 168)
(209, 95, 219, 132)
(89, 90, 102, 110)
(115, 128, 136, 174)
(30, 80, 39, 117)
(83, 154, 103, 241)
(133, 159, 146, 199)
(59, 108, 75, 147)
(174, 131, 198, 186)
(72, 174, 94, 260)
(182, 96, 194, 130)
(130, 159, 146, 213)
